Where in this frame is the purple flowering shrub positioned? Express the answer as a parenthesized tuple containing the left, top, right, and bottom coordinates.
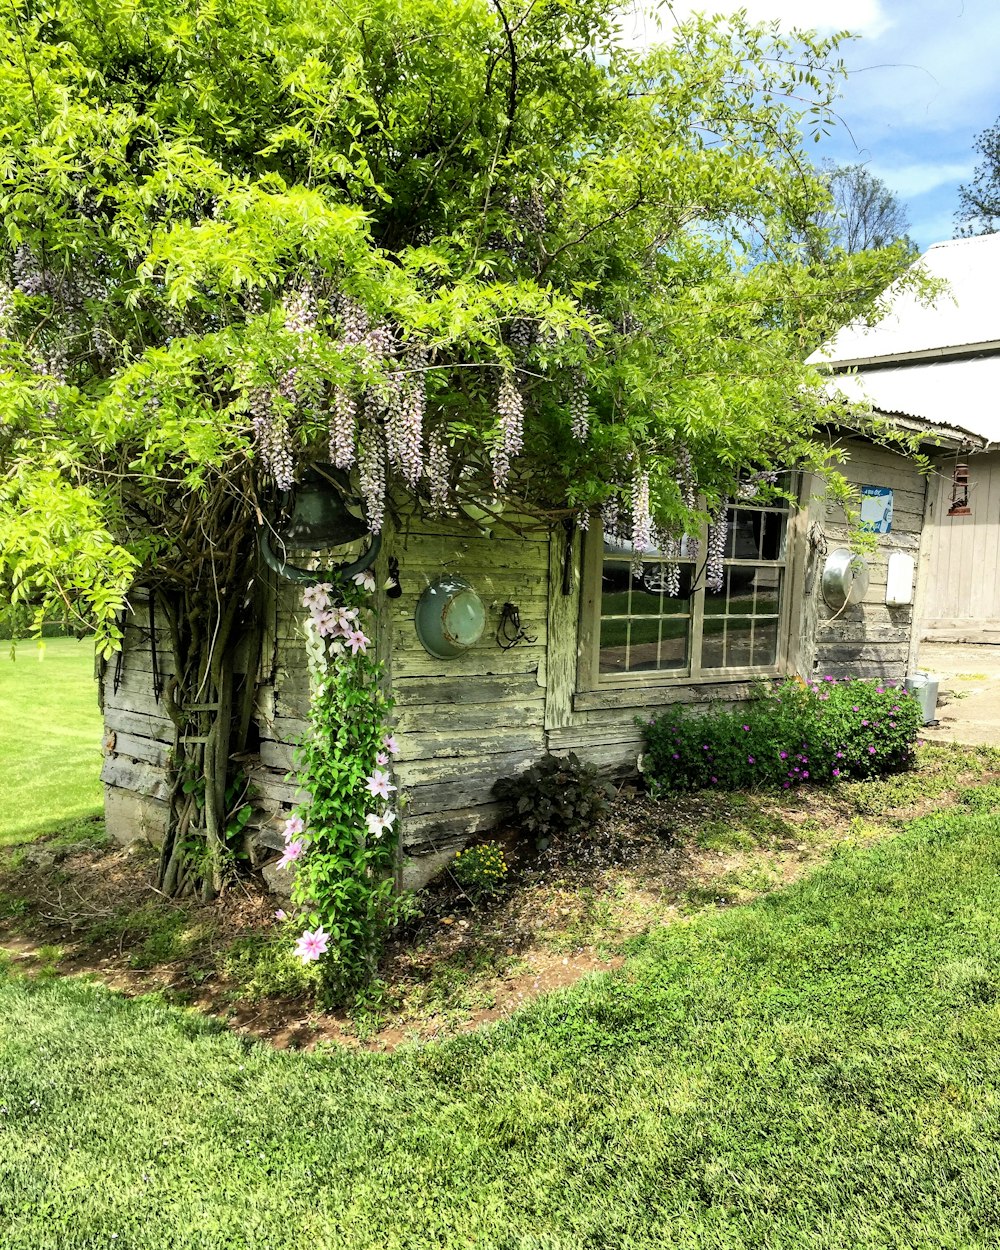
(642, 677, 921, 794)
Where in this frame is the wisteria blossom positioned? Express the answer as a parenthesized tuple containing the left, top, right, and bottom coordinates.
(294, 927, 330, 963)
(491, 372, 524, 490)
(365, 769, 396, 800)
(630, 469, 651, 555)
(569, 372, 589, 442)
(358, 431, 386, 533)
(425, 431, 450, 513)
(706, 510, 727, 592)
(329, 386, 358, 470)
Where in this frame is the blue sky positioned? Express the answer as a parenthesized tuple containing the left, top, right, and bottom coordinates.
(622, 1, 1000, 250)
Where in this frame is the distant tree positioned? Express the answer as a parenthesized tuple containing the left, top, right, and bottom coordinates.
(955, 119, 1000, 235)
(815, 163, 914, 253)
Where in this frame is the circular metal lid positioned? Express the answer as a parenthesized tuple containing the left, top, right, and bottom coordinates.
(414, 577, 487, 658)
(821, 547, 870, 611)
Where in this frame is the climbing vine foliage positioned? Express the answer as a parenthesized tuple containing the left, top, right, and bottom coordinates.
(276, 575, 404, 991)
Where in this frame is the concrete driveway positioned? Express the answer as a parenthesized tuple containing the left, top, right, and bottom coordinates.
(918, 643, 1000, 747)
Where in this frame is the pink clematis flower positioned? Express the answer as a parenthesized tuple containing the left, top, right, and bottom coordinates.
(365, 810, 396, 839)
(294, 927, 330, 963)
(274, 909, 287, 922)
(347, 629, 371, 656)
(283, 815, 305, 842)
(382, 734, 399, 756)
(353, 570, 377, 593)
(302, 583, 332, 612)
(375, 751, 390, 767)
(365, 770, 396, 800)
(277, 839, 306, 870)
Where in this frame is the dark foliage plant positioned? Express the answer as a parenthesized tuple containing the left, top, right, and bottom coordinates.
(642, 677, 922, 794)
(494, 752, 614, 850)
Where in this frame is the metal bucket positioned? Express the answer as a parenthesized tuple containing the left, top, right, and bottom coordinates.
(905, 673, 939, 725)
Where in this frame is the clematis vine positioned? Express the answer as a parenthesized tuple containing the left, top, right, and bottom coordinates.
(282, 576, 405, 993)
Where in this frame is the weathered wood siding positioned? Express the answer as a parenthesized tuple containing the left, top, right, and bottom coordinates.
(100, 597, 173, 846)
(806, 438, 928, 683)
(384, 514, 548, 886)
(921, 450, 1000, 642)
(100, 575, 302, 855)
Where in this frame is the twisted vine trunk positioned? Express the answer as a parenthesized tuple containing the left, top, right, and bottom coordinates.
(149, 485, 263, 900)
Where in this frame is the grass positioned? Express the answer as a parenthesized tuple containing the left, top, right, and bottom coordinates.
(4, 805, 1000, 1247)
(0, 636, 104, 846)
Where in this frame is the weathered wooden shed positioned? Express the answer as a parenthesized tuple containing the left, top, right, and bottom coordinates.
(814, 233, 1000, 644)
(100, 427, 934, 889)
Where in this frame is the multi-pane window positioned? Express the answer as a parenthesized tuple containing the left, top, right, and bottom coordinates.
(589, 483, 795, 684)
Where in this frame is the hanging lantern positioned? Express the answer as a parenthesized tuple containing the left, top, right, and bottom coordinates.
(947, 459, 971, 517)
(260, 464, 381, 583)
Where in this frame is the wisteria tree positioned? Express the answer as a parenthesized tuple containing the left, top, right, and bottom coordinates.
(0, 0, 918, 897)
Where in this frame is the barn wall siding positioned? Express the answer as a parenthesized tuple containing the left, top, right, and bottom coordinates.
(382, 514, 549, 887)
(809, 439, 928, 685)
(921, 450, 1000, 641)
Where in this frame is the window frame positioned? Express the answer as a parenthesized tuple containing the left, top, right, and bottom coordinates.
(577, 487, 801, 692)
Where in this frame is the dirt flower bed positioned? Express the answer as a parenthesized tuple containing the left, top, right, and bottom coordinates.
(2, 743, 998, 1050)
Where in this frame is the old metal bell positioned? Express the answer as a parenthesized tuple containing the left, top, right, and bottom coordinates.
(260, 465, 381, 584)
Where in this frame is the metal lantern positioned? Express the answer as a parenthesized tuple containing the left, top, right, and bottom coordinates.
(947, 460, 971, 517)
(260, 465, 381, 584)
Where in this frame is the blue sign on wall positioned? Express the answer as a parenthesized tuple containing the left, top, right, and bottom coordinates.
(860, 485, 893, 534)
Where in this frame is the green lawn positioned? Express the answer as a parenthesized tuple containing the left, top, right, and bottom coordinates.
(0, 636, 103, 846)
(4, 802, 1000, 1248)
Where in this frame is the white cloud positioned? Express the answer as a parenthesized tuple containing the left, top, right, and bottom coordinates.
(618, 1, 893, 42)
(876, 161, 975, 199)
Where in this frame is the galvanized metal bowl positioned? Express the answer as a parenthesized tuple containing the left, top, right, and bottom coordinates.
(821, 547, 870, 611)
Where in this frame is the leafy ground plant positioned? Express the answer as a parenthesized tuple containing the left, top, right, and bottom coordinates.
(494, 752, 614, 850)
(643, 676, 922, 792)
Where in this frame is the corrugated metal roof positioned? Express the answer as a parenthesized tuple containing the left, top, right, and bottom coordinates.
(810, 234, 1000, 366)
(825, 355, 1000, 447)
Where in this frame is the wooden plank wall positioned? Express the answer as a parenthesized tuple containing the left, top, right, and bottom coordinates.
(920, 450, 1000, 642)
(101, 577, 302, 855)
(810, 438, 928, 682)
(100, 596, 173, 846)
(383, 513, 549, 886)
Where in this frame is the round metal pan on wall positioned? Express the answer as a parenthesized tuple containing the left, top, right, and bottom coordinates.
(821, 548, 870, 611)
(414, 576, 487, 658)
